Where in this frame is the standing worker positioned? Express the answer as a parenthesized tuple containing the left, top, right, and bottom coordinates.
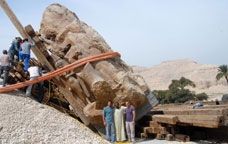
(0, 50, 10, 87)
(21, 38, 34, 72)
(103, 100, 116, 143)
(125, 101, 136, 143)
(8, 37, 22, 65)
(26, 66, 42, 97)
(114, 102, 126, 142)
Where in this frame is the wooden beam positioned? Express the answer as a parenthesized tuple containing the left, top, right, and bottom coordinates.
(175, 134, 190, 142)
(0, 0, 28, 38)
(162, 108, 228, 116)
(0, 1, 90, 125)
(153, 115, 178, 125)
(0, 1, 54, 71)
(177, 115, 223, 128)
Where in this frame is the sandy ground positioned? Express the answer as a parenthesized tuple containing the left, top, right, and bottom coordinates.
(0, 91, 108, 144)
(136, 139, 197, 144)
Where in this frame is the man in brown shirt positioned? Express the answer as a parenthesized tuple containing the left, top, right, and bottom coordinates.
(0, 50, 10, 87)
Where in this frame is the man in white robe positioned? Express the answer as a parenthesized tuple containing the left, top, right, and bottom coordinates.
(114, 102, 126, 142)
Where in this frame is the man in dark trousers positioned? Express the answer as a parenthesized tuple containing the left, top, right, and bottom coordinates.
(21, 38, 34, 72)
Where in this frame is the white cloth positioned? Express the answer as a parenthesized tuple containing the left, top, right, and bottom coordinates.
(114, 106, 126, 142)
(28, 66, 40, 78)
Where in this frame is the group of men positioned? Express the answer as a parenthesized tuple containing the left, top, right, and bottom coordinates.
(103, 101, 136, 143)
(0, 37, 43, 100)
(2, 37, 136, 143)
(9, 37, 34, 71)
(0, 37, 34, 87)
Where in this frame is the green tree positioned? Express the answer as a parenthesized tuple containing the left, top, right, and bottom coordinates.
(195, 93, 208, 101)
(216, 65, 228, 84)
(153, 77, 208, 104)
(169, 77, 196, 91)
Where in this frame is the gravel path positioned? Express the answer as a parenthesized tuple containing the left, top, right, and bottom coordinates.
(0, 92, 109, 144)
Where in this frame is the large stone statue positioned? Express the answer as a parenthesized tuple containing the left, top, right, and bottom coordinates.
(39, 3, 157, 125)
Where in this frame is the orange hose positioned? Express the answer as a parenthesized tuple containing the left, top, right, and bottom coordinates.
(0, 52, 120, 93)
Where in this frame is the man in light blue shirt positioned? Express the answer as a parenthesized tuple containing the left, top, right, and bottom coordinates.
(21, 38, 34, 72)
(103, 100, 116, 142)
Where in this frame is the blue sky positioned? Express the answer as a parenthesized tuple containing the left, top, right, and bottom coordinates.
(0, 0, 227, 67)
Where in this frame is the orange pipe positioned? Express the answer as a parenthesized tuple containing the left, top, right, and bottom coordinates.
(0, 52, 120, 93)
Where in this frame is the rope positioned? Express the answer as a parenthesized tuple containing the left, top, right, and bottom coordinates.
(0, 52, 120, 93)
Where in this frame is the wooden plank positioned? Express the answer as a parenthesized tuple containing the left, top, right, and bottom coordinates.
(140, 133, 148, 139)
(0, 0, 28, 38)
(166, 134, 174, 141)
(203, 105, 228, 109)
(163, 108, 228, 116)
(150, 121, 160, 127)
(48, 102, 75, 115)
(154, 104, 228, 111)
(57, 78, 90, 125)
(175, 134, 190, 142)
(151, 114, 223, 128)
(143, 127, 151, 134)
(156, 134, 166, 140)
(27, 27, 90, 125)
(153, 115, 178, 125)
(24, 25, 90, 125)
(144, 126, 168, 135)
(177, 115, 223, 128)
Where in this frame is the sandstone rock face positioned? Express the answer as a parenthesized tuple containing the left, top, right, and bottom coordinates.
(133, 59, 228, 100)
(39, 4, 157, 125)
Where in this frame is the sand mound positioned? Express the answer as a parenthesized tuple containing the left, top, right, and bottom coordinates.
(0, 92, 108, 144)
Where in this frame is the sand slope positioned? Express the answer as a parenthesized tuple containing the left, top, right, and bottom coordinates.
(0, 92, 108, 144)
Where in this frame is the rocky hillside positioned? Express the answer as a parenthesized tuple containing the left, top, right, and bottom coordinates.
(0, 92, 108, 144)
(133, 59, 228, 100)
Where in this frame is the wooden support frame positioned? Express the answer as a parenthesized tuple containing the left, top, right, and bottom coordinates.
(0, 0, 90, 125)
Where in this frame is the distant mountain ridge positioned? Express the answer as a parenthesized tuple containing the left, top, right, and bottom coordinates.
(133, 59, 228, 100)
